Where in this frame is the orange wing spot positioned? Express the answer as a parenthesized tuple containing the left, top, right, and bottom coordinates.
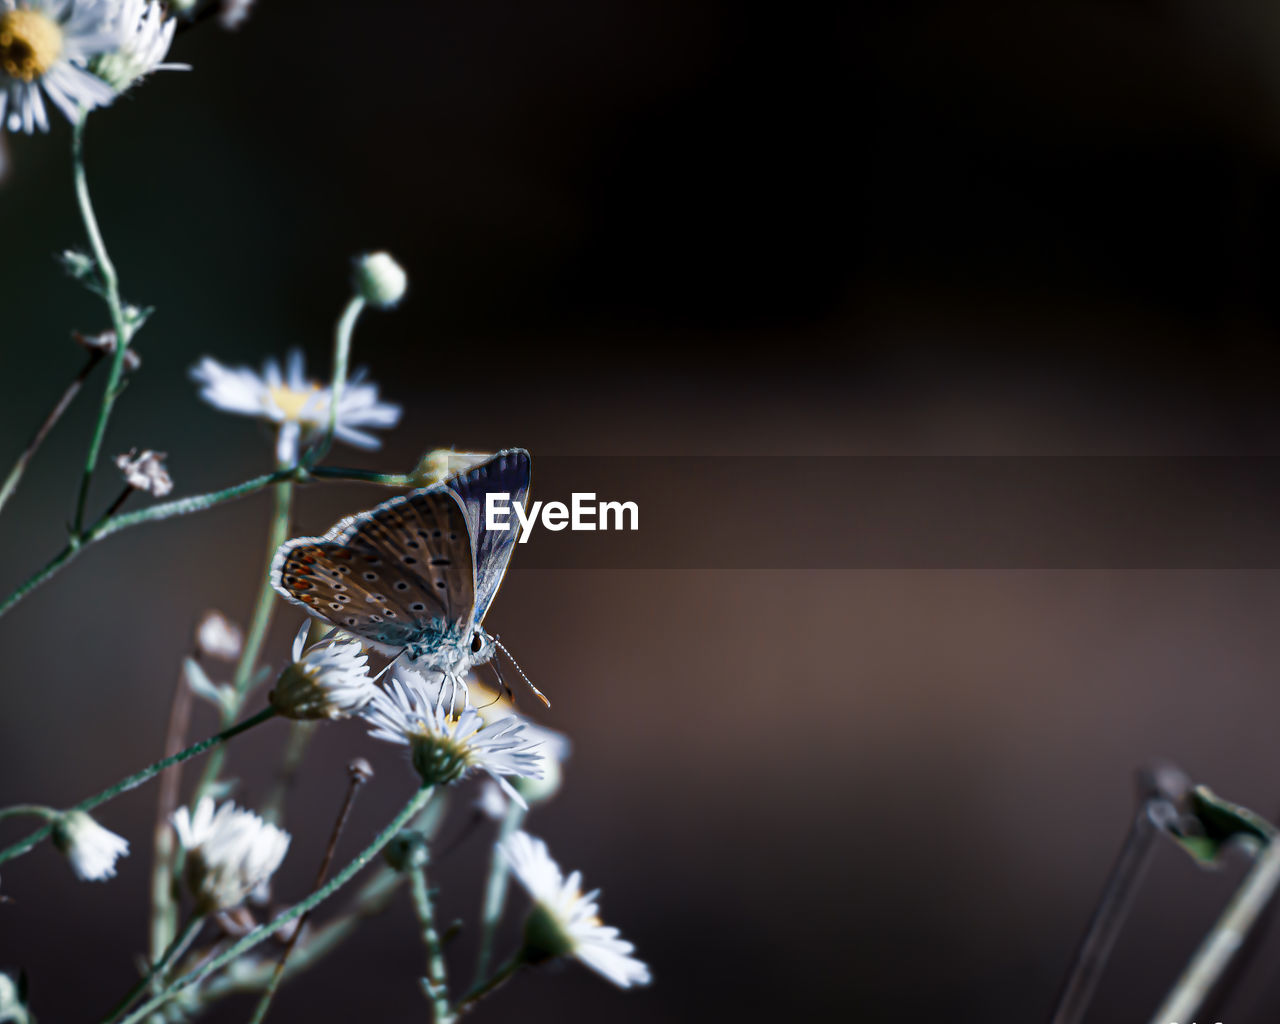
(294, 580, 312, 590)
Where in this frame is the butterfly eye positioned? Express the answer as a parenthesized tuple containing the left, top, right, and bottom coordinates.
(471, 633, 485, 654)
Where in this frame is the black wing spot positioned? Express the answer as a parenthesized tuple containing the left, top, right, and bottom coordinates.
(436, 581, 447, 589)
(410, 602, 426, 612)
(363, 572, 378, 581)
(336, 594, 350, 603)
(329, 602, 343, 611)
(407, 540, 420, 549)
(430, 558, 450, 566)
(395, 581, 409, 591)
(403, 556, 417, 565)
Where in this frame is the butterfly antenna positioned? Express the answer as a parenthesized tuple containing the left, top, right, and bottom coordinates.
(493, 638, 550, 708)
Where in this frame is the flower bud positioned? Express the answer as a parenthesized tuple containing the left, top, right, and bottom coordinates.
(353, 252, 407, 309)
(52, 810, 130, 882)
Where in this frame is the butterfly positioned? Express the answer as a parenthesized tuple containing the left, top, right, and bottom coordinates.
(269, 448, 543, 702)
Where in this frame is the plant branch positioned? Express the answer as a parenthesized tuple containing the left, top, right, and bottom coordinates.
(0, 708, 276, 867)
(117, 785, 437, 1024)
(0, 351, 103, 518)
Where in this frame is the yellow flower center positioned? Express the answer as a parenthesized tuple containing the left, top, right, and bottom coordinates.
(0, 9, 63, 83)
(268, 383, 321, 422)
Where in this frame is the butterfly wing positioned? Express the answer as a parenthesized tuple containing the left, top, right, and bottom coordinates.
(271, 488, 477, 652)
(447, 448, 531, 625)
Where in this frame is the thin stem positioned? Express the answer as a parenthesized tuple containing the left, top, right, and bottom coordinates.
(0, 465, 406, 622)
(150, 662, 197, 961)
(71, 113, 133, 535)
(194, 866, 406, 1006)
(191, 470, 293, 802)
(260, 721, 317, 825)
(454, 956, 522, 1015)
(0, 352, 102, 518)
(249, 763, 370, 1024)
(117, 786, 437, 1024)
(100, 484, 134, 523)
(305, 296, 365, 467)
(473, 800, 526, 984)
(1051, 804, 1164, 1024)
(309, 466, 412, 487)
(412, 864, 454, 1023)
(102, 913, 204, 1024)
(1148, 837, 1280, 1024)
(0, 708, 276, 867)
(0, 805, 59, 824)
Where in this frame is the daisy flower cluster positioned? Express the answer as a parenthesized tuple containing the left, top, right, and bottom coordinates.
(0, 0, 185, 134)
(0, 2, 649, 1011)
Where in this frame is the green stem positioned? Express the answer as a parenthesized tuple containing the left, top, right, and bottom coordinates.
(473, 801, 526, 985)
(0, 708, 276, 867)
(117, 786, 437, 1024)
(305, 296, 365, 468)
(102, 914, 204, 1024)
(412, 864, 454, 1023)
(248, 761, 368, 1024)
(1147, 836, 1280, 1024)
(0, 805, 59, 824)
(309, 466, 412, 487)
(70, 113, 134, 536)
(0, 465, 405, 622)
(191, 470, 293, 805)
(0, 352, 102, 519)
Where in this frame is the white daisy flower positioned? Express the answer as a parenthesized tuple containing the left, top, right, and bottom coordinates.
(189, 349, 401, 464)
(0, 0, 120, 134)
(501, 831, 650, 989)
(171, 797, 290, 913)
(269, 621, 376, 720)
(90, 0, 186, 92)
(51, 810, 129, 881)
(114, 447, 172, 496)
(361, 666, 545, 799)
(195, 609, 242, 661)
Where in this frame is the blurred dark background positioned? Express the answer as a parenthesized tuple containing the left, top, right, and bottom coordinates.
(5, 1, 1280, 1020)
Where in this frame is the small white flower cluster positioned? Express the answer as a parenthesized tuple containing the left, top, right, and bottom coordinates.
(0, 0, 185, 134)
(52, 810, 129, 882)
(171, 797, 290, 913)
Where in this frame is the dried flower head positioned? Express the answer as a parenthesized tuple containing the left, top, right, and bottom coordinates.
(52, 810, 129, 882)
(502, 831, 650, 988)
(171, 798, 290, 913)
(114, 448, 172, 496)
(73, 329, 142, 371)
